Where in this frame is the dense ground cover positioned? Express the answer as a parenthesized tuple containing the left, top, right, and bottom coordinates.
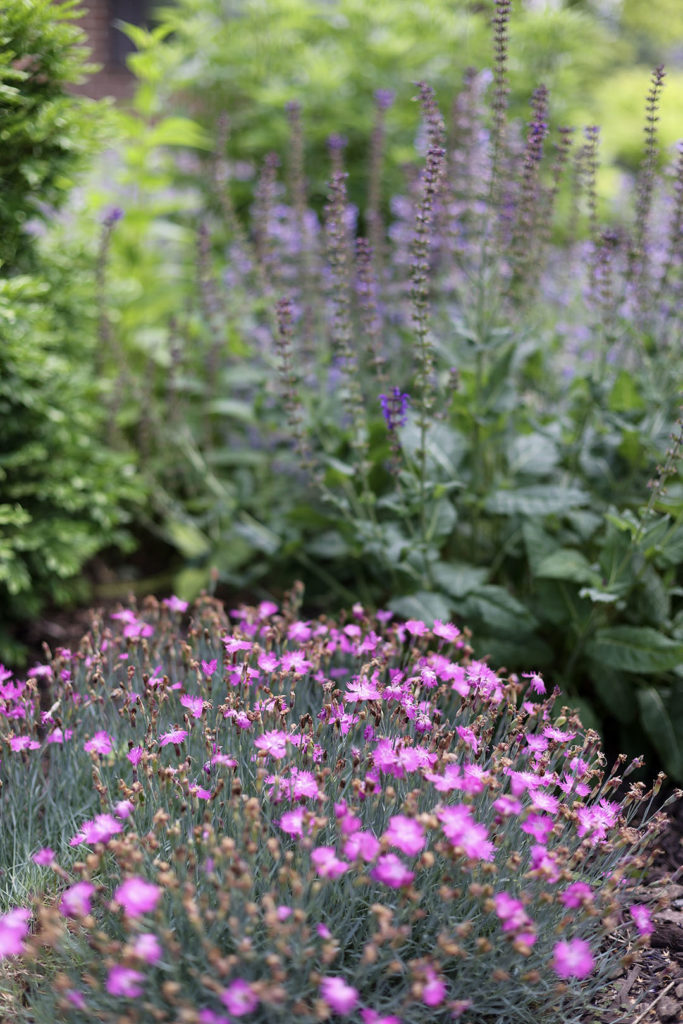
(0, 593, 678, 1023)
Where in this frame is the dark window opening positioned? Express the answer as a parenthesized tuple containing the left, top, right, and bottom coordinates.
(109, 0, 154, 67)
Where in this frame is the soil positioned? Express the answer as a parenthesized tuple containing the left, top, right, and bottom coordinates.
(9, 591, 683, 1024)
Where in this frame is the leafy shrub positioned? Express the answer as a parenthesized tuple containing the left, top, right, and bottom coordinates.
(137, 0, 621, 213)
(0, 0, 105, 273)
(0, 270, 143, 664)
(0, 594, 675, 1023)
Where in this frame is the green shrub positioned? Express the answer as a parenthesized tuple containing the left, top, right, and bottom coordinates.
(136, 0, 621, 213)
(0, 271, 143, 664)
(0, 0, 106, 273)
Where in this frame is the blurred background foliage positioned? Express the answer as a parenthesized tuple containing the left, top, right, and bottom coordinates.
(2, 0, 682, 782)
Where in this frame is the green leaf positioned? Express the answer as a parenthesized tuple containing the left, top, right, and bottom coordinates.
(163, 518, 211, 560)
(578, 587, 621, 604)
(206, 399, 255, 422)
(485, 485, 589, 517)
(233, 514, 280, 555)
(388, 591, 453, 626)
(431, 562, 488, 598)
(507, 433, 559, 477)
(426, 498, 456, 542)
(637, 687, 683, 780)
(608, 370, 645, 412)
(590, 668, 637, 725)
(535, 549, 599, 585)
(306, 531, 351, 559)
(461, 585, 538, 635)
(585, 626, 683, 673)
(147, 117, 212, 150)
(321, 455, 355, 477)
(172, 565, 211, 602)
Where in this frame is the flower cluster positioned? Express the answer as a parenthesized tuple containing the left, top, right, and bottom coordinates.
(0, 594, 672, 1023)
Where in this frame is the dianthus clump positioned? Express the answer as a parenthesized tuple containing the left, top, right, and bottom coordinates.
(0, 592, 673, 1024)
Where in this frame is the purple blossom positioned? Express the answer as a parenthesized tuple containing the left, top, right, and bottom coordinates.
(379, 388, 410, 431)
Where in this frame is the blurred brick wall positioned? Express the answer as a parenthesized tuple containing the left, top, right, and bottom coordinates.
(68, 1, 146, 101)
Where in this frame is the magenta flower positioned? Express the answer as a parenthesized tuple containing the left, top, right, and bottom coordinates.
(0, 908, 30, 958)
(560, 882, 593, 908)
(437, 805, 494, 861)
(422, 970, 447, 1007)
(404, 619, 428, 637)
(360, 1012, 402, 1024)
(32, 847, 55, 866)
(522, 671, 546, 694)
(280, 649, 312, 675)
(60, 881, 95, 918)
(114, 877, 161, 917)
(521, 813, 553, 843)
(254, 729, 289, 759)
(114, 799, 134, 819)
(344, 830, 380, 862)
(127, 745, 143, 766)
(106, 965, 145, 998)
(629, 905, 654, 935)
(201, 658, 218, 676)
(552, 938, 594, 979)
(83, 730, 112, 755)
(257, 652, 280, 673)
(220, 979, 260, 1016)
(163, 596, 188, 613)
(132, 932, 163, 964)
(180, 694, 205, 718)
(159, 727, 188, 747)
(344, 675, 383, 702)
(432, 620, 460, 643)
(278, 807, 313, 838)
(494, 892, 533, 934)
(370, 853, 415, 888)
(311, 846, 349, 879)
(9, 735, 40, 752)
(320, 976, 359, 1015)
(66, 990, 87, 1010)
(382, 815, 426, 857)
(72, 813, 123, 846)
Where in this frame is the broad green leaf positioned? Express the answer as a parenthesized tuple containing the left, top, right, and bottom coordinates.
(306, 531, 351, 559)
(578, 587, 621, 604)
(206, 399, 255, 422)
(147, 117, 212, 150)
(522, 521, 561, 575)
(637, 687, 683, 780)
(470, 633, 554, 669)
(322, 455, 356, 477)
(652, 520, 683, 568)
(485, 485, 589, 517)
(398, 420, 466, 478)
(431, 562, 488, 598)
(427, 498, 456, 542)
(233, 514, 280, 555)
(608, 370, 645, 412)
(461, 585, 538, 635)
(172, 565, 211, 602)
(507, 433, 559, 477)
(585, 626, 683, 673)
(163, 518, 211, 559)
(388, 591, 453, 626)
(590, 668, 637, 725)
(535, 549, 600, 585)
